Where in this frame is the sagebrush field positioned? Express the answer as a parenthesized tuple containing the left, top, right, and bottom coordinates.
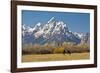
(22, 53, 89, 62)
(22, 42, 90, 62)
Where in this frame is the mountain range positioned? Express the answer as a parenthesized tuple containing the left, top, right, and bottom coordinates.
(22, 17, 90, 45)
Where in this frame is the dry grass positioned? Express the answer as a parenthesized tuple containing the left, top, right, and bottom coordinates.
(22, 52, 90, 62)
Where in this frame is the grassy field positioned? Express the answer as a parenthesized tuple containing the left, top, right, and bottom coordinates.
(22, 52, 89, 62)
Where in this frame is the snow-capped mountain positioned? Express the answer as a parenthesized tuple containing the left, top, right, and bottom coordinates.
(22, 17, 89, 45)
(80, 33, 90, 45)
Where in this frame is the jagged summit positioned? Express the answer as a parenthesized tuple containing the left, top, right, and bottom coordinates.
(47, 17, 55, 24)
(22, 17, 89, 45)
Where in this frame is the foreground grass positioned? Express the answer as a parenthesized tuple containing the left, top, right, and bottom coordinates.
(22, 52, 89, 62)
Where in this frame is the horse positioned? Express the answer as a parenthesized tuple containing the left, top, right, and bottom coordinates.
(63, 49, 71, 55)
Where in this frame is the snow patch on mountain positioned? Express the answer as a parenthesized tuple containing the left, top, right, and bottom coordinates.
(22, 17, 89, 45)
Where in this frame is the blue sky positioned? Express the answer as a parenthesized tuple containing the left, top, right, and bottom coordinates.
(22, 10, 90, 33)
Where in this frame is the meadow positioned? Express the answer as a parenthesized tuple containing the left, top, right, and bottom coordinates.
(22, 53, 89, 62)
(22, 42, 90, 62)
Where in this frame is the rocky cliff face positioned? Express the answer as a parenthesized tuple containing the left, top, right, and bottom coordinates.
(22, 17, 89, 45)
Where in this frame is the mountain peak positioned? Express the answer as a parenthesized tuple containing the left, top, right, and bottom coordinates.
(48, 17, 55, 24)
(22, 17, 89, 45)
(36, 22, 41, 26)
